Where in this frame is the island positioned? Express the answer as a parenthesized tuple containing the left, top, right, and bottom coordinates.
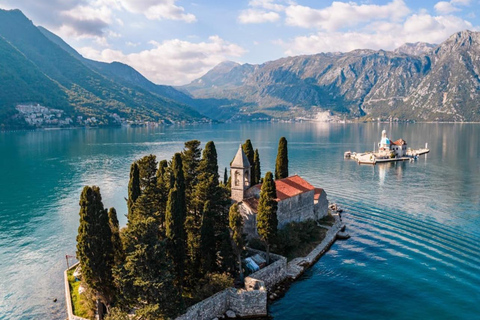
(65, 138, 347, 320)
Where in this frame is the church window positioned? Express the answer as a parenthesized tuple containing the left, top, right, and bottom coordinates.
(235, 171, 240, 186)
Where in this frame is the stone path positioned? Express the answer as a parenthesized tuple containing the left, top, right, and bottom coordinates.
(286, 214, 344, 280)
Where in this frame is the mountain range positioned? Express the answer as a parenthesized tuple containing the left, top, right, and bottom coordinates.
(181, 31, 480, 122)
(1, 8, 480, 129)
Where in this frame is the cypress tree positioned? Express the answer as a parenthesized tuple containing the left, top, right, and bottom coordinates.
(227, 175, 232, 192)
(194, 141, 233, 273)
(156, 160, 168, 186)
(182, 141, 202, 276)
(137, 154, 158, 190)
(76, 186, 115, 306)
(229, 203, 245, 282)
(242, 139, 255, 183)
(199, 200, 216, 273)
(127, 162, 140, 221)
(256, 172, 278, 264)
(275, 137, 289, 180)
(115, 216, 182, 318)
(182, 140, 201, 197)
(165, 153, 186, 287)
(156, 160, 169, 227)
(198, 141, 219, 180)
(224, 167, 228, 185)
(253, 149, 261, 185)
(108, 207, 124, 266)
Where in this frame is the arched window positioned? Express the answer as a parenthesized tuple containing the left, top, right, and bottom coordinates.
(235, 170, 240, 186)
(244, 170, 250, 187)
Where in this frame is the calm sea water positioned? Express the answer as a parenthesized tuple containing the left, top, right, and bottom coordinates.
(0, 123, 479, 319)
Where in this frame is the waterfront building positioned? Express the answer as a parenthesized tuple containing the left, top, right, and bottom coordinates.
(378, 130, 408, 157)
(230, 145, 328, 238)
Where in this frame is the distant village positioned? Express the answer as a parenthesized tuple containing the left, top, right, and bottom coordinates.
(14, 103, 205, 129)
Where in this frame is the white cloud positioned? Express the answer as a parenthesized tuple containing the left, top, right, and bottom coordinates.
(78, 36, 246, 85)
(119, 0, 196, 22)
(281, 13, 475, 56)
(238, 0, 285, 24)
(434, 0, 471, 14)
(451, 0, 471, 5)
(248, 0, 286, 12)
(238, 9, 280, 24)
(285, 0, 410, 31)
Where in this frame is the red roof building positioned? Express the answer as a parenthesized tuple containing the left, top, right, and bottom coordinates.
(253, 175, 315, 201)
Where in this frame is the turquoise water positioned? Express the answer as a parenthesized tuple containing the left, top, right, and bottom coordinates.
(0, 123, 479, 319)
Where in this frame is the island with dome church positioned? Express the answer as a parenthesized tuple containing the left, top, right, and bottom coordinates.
(345, 129, 430, 164)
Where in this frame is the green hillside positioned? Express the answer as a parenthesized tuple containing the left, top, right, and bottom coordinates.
(0, 9, 206, 129)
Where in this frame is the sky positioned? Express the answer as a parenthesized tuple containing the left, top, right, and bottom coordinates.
(0, 0, 479, 85)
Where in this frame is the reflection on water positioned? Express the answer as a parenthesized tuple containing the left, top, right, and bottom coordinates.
(0, 123, 479, 319)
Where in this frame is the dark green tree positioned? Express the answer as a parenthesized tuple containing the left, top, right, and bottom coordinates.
(275, 137, 289, 180)
(229, 203, 245, 282)
(253, 149, 261, 185)
(156, 160, 168, 187)
(165, 153, 186, 287)
(182, 140, 201, 202)
(195, 142, 233, 271)
(256, 172, 278, 264)
(108, 207, 124, 266)
(224, 167, 228, 185)
(137, 154, 158, 190)
(242, 139, 255, 183)
(76, 186, 115, 306)
(199, 200, 216, 273)
(156, 159, 169, 227)
(115, 216, 182, 319)
(127, 162, 140, 221)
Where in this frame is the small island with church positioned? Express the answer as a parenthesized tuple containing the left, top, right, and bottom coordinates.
(345, 129, 430, 164)
(64, 137, 346, 320)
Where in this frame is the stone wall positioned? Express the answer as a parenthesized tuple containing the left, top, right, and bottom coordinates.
(64, 263, 88, 320)
(176, 289, 229, 320)
(246, 249, 288, 290)
(176, 248, 288, 320)
(277, 190, 315, 228)
(176, 283, 267, 320)
(314, 190, 328, 219)
(227, 287, 267, 317)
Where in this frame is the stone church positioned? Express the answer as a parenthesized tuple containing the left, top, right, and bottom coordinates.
(230, 145, 328, 238)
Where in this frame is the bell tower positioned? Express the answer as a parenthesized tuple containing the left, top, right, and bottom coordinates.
(231, 145, 251, 202)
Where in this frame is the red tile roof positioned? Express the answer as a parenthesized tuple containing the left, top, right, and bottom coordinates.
(391, 138, 407, 146)
(314, 188, 324, 200)
(254, 175, 315, 201)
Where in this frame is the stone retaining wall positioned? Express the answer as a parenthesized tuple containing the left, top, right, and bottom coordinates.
(176, 283, 267, 320)
(64, 262, 88, 320)
(176, 289, 230, 320)
(227, 287, 267, 317)
(246, 249, 288, 290)
(287, 214, 343, 280)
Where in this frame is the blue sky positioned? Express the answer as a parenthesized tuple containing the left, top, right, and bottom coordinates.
(1, 0, 479, 85)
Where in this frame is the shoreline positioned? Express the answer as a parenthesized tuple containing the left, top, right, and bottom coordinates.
(267, 209, 345, 304)
(64, 208, 346, 320)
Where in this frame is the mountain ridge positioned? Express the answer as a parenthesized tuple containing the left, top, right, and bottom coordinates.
(182, 30, 480, 122)
(0, 9, 207, 129)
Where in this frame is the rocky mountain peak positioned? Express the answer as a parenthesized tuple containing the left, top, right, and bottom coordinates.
(394, 42, 437, 56)
(440, 29, 480, 51)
